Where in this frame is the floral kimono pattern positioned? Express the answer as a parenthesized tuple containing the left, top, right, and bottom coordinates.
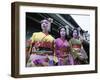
(69, 38, 88, 65)
(54, 38, 74, 65)
(27, 32, 54, 67)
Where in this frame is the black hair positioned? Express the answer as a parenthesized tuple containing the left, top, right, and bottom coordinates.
(40, 18, 53, 24)
(71, 28, 79, 37)
(58, 26, 68, 40)
(40, 18, 53, 33)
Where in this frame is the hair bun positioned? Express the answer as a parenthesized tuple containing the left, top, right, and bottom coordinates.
(40, 18, 53, 23)
(47, 18, 53, 23)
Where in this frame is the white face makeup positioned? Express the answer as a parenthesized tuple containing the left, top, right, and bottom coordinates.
(60, 28, 66, 37)
(41, 20, 51, 32)
(73, 30, 78, 38)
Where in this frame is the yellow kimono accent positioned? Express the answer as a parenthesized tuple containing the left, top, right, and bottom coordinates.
(30, 32, 54, 55)
(31, 32, 54, 43)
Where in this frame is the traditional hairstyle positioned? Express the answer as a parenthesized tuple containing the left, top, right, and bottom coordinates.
(72, 28, 79, 37)
(58, 26, 68, 39)
(40, 18, 53, 23)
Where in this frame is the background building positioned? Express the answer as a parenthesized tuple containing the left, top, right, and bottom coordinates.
(26, 13, 90, 62)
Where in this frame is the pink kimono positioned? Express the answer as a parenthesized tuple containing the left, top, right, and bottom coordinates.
(54, 38, 74, 65)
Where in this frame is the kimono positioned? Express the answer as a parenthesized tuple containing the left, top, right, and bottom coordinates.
(27, 32, 54, 67)
(69, 38, 88, 65)
(54, 38, 74, 65)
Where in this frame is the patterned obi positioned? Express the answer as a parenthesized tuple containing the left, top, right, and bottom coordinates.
(56, 47, 70, 58)
(72, 44, 82, 56)
(72, 44, 81, 48)
(72, 44, 81, 51)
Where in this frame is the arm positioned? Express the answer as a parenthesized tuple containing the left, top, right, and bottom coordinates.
(28, 33, 36, 55)
(53, 40, 59, 63)
(80, 44, 88, 60)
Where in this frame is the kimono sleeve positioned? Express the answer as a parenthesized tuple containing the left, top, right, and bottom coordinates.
(30, 33, 35, 43)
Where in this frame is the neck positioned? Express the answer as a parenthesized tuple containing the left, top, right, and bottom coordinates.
(42, 30, 48, 35)
(60, 36, 65, 40)
(73, 36, 78, 39)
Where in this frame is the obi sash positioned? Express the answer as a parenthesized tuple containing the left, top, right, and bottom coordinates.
(72, 44, 81, 49)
